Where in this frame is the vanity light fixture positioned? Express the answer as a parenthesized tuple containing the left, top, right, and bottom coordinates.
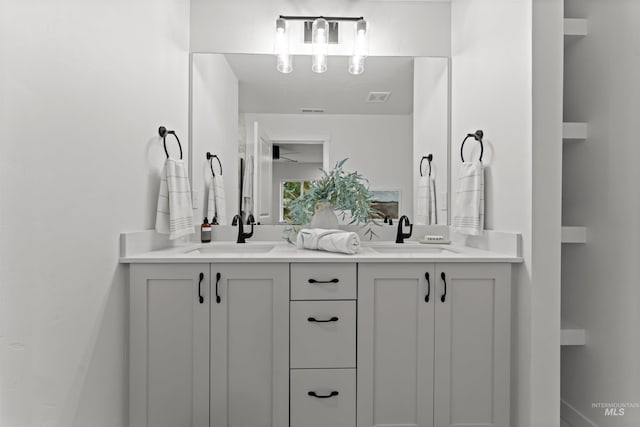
(275, 15, 369, 74)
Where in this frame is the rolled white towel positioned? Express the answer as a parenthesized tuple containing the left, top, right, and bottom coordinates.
(296, 228, 361, 255)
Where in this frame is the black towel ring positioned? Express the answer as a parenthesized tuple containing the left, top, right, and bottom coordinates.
(460, 130, 484, 162)
(159, 126, 183, 159)
(206, 152, 223, 176)
(419, 154, 433, 177)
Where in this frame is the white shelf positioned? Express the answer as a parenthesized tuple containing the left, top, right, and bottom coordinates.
(561, 320, 586, 346)
(561, 226, 587, 244)
(564, 18, 588, 36)
(563, 122, 588, 140)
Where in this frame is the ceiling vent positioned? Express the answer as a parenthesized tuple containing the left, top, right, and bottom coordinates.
(366, 91, 391, 103)
(301, 108, 325, 113)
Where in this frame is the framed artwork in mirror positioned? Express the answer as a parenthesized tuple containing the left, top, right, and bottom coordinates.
(370, 189, 401, 220)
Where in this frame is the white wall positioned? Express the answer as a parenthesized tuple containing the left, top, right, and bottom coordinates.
(190, 0, 451, 57)
(192, 54, 239, 223)
(245, 113, 414, 217)
(272, 162, 324, 223)
(0, 1, 190, 426)
(451, 1, 562, 427)
(531, 2, 563, 427)
(413, 57, 449, 224)
(562, 1, 640, 425)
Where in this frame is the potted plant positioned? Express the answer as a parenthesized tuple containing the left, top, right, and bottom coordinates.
(287, 159, 380, 239)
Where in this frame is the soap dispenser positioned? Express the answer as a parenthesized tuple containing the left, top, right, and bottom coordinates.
(201, 217, 212, 243)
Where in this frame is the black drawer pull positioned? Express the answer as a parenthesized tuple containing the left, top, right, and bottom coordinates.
(440, 272, 447, 303)
(307, 316, 339, 323)
(308, 391, 339, 399)
(198, 272, 204, 304)
(425, 272, 430, 303)
(215, 272, 221, 304)
(308, 278, 339, 284)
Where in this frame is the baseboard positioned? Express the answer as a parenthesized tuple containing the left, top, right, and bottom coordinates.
(561, 399, 600, 427)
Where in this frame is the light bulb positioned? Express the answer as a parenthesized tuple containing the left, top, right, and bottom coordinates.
(274, 18, 292, 73)
(349, 55, 364, 75)
(353, 19, 368, 58)
(312, 18, 328, 73)
(349, 19, 368, 74)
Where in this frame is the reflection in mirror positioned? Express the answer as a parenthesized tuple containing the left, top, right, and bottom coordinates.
(191, 53, 449, 226)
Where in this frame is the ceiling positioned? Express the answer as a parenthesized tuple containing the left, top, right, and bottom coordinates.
(225, 54, 414, 115)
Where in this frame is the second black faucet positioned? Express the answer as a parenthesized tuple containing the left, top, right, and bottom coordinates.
(396, 215, 413, 243)
(232, 214, 254, 243)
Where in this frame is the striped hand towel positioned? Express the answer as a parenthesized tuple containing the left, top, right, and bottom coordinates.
(242, 155, 254, 217)
(452, 161, 484, 236)
(416, 175, 438, 225)
(155, 158, 195, 240)
(207, 171, 227, 225)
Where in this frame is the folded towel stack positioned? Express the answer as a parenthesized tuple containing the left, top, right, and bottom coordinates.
(452, 161, 484, 236)
(155, 158, 195, 240)
(296, 228, 361, 255)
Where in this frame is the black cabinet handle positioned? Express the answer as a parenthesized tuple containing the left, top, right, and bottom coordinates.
(307, 316, 339, 323)
(308, 278, 339, 284)
(215, 272, 221, 304)
(440, 272, 447, 302)
(425, 272, 430, 303)
(308, 391, 339, 399)
(198, 273, 204, 304)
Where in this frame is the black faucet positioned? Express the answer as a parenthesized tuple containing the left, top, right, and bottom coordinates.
(383, 215, 393, 226)
(232, 214, 254, 243)
(396, 215, 413, 243)
(246, 214, 255, 225)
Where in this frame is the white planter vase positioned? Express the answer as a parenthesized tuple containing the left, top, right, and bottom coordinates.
(310, 202, 339, 229)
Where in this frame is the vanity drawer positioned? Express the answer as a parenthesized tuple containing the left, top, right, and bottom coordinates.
(291, 263, 357, 300)
(290, 368, 356, 427)
(290, 301, 356, 368)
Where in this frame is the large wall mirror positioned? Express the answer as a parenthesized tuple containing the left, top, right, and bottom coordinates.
(191, 53, 449, 226)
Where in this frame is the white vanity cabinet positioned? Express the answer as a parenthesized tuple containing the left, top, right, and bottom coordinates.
(358, 262, 511, 427)
(210, 263, 289, 427)
(433, 263, 511, 427)
(129, 258, 512, 427)
(289, 263, 358, 427)
(129, 262, 289, 427)
(129, 264, 210, 427)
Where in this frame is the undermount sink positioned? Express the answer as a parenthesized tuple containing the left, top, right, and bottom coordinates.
(184, 243, 276, 255)
(368, 244, 457, 254)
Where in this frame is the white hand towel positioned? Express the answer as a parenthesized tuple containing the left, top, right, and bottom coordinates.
(206, 171, 227, 225)
(416, 176, 430, 225)
(296, 228, 361, 255)
(429, 176, 437, 225)
(207, 173, 216, 222)
(242, 155, 254, 217)
(213, 175, 227, 225)
(416, 175, 438, 225)
(155, 158, 195, 240)
(452, 161, 484, 236)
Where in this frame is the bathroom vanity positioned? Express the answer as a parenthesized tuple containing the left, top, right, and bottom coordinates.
(123, 241, 520, 427)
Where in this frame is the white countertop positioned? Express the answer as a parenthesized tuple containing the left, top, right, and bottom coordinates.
(119, 241, 523, 264)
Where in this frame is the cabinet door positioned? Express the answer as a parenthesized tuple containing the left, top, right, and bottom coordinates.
(358, 263, 436, 427)
(130, 264, 210, 427)
(434, 263, 511, 427)
(210, 263, 289, 427)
